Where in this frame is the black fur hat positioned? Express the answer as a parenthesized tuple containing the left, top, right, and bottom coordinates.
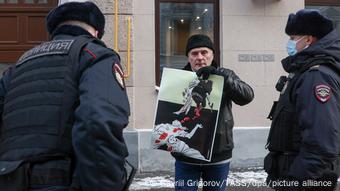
(285, 9, 333, 39)
(46, 1, 105, 39)
(186, 34, 215, 56)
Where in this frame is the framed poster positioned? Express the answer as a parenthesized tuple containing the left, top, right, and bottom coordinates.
(152, 68, 224, 161)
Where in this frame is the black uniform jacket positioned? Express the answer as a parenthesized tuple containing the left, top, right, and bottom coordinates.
(271, 30, 340, 180)
(0, 25, 130, 191)
(65, 27, 130, 191)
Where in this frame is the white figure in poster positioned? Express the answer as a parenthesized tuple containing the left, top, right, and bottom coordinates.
(151, 120, 205, 160)
(173, 78, 214, 117)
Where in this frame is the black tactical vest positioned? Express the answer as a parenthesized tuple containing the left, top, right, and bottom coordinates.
(266, 73, 302, 153)
(267, 56, 340, 153)
(0, 36, 94, 161)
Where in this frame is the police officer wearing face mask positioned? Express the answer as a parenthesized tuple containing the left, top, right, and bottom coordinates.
(265, 9, 340, 191)
(0, 2, 131, 191)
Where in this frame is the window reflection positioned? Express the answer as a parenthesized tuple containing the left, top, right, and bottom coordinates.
(23, 0, 48, 4)
(160, 3, 214, 76)
(24, 0, 34, 3)
(306, 6, 340, 37)
(38, 0, 48, 3)
(7, 0, 18, 3)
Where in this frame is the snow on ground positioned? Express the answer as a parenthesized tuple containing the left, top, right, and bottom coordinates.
(129, 168, 267, 190)
(130, 167, 340, 190)
(130, 175, 174, 190)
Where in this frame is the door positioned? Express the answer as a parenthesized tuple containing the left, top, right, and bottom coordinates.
(0, 0, 58, 63)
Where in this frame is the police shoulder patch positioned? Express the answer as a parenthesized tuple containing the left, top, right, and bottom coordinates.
(314, 84, 331, 103)
(113, 63, 125, 89)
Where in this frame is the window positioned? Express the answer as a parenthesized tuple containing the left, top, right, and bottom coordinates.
(0, 0, 50, 5)
(155, 0, 219, 86)
(305, 0, 340, 37)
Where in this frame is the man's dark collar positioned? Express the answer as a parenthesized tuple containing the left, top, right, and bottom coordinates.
(52, 25, 94, 38)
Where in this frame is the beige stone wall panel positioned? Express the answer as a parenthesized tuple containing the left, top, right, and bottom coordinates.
(92, 0, 132, 14)
(133, 14, 155, 51)
(133, 0, 154, 15)
(263, 17, 288, 51)
(133, 51, 155, 87)
(102, 15, 133, 51)
(222, 16, 265, 51)
(221, 0, 265, 16)
(135, 87, 158, 129)
(265, 0, 304, 16)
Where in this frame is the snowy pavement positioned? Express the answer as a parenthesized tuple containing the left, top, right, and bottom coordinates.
(130, 167, 269, 190)
(130, 167, 340, 191)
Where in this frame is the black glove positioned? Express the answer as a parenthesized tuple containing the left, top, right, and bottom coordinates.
(196, 66, 216, 80)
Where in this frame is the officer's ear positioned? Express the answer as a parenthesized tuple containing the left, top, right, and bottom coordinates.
(94, 30, 99, 38)
(87, 26, 99, 38)
(305, 35, 318, 46)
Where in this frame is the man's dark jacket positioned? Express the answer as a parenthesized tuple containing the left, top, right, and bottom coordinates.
(173, 61, 254, 164)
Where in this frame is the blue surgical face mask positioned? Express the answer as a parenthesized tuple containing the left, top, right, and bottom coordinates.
(286, 36, 306, 56)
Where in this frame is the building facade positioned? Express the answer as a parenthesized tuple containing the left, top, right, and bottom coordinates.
(1, 0, 340, 172)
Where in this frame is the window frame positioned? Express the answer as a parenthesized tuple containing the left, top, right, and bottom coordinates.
(305, 0, 340, 6)
(155, 0, 220, 86)
(0, 0, 57, 11)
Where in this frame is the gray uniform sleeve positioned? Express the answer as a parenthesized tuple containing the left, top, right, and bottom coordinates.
(72, 46, 130, 191)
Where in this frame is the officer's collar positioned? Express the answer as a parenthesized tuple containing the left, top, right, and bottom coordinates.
(51, 25, 94, 39)
(281, 53, 338, 74)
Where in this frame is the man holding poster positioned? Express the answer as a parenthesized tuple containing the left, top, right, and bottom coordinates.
(154, 34, 254, 191)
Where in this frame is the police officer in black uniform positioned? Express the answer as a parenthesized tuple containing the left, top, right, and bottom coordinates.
(265, 9, 340, 191)
(0, 2, 130, 191)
